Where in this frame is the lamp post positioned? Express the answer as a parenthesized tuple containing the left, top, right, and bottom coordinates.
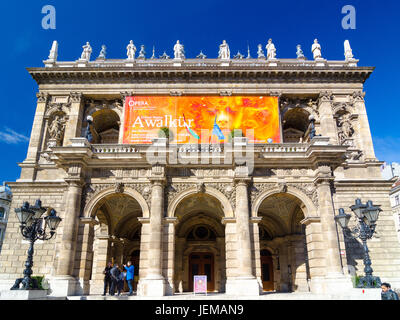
(334, 198, 382, 288)
(11, 200, 62, 290)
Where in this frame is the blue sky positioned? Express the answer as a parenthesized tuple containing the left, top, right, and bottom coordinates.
(0, 0, 399, 183)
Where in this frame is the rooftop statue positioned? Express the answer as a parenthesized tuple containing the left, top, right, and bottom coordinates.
(98, 45, 107, 60)
(266, 39, 277, 60)
(257, 44, 265, 59)
(344, 40, 354, 60)
(138, 45, 146, 59)
(246, 46, 251, 59)
(150, 46, 156, 59)
(312, 39, 322, 60)
(218, 40, 230, 60)
(296, 45, 305, 59)
(127, 40, 137, 60)
(80, 42, 92, 61)
(174, 40, 185, 60)
(48, 40, 58, 61)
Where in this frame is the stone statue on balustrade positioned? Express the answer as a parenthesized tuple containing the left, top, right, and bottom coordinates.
(80, 42, 92, 61)
(174, 40, 185, 60)
(127, 40, 137, 60)
(296, 45, 305, 59)
(312, 39, 322, 60)
(266, 39, 277, 60)
(257, 44, 265, 59)
(97, 45, 107, 60)
(218, 40, 230, 60)
(138, 45, 146, 59)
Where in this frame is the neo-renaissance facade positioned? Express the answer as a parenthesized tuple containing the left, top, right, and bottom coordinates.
(0, 39, 399, 297)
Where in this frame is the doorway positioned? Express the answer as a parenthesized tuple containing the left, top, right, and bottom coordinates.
(261, 250, 274, 291)
(189, 252, 214, 292)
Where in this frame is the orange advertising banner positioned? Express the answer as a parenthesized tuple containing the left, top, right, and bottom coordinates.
(123, 96, 281, 144)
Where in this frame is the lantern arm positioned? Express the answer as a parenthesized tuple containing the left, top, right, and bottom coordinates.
(342, 224, 361, 239)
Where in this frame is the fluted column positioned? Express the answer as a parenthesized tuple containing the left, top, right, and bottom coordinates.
(318, 91, 338, 145)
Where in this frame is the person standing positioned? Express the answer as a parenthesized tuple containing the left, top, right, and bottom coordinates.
(110, 263, 121, 296)
(381, 282, 399, 300)
(117, 267, 126, 296)
(102, 262, 112, 296)
(124, 261, 135, 296)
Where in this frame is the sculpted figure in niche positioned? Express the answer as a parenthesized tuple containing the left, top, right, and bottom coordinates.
(337, 113, 354, 144)
(48, 114, 66, 146)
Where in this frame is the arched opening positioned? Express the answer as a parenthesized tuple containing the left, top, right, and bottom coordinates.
(86, 109, 120, 144)
(174, 193, 226, 293)
(89, 192, 143, 294)
(282, 108, 310, 143)
(257, 192, 310, 292)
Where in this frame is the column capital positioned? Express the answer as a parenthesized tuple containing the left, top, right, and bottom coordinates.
(69, 92, 83, 103)
(234, 177, 252, 186)
(351, 91, 365, 103)
(318, 91, 334, 103)
(36, 92, 49, 103)
(163, 217, 179, 225)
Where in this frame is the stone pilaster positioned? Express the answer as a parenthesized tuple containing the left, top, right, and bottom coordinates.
(119, 92, 133, 144)
(314, 165, 353, 293)
(89, 233, 110, 295)
(351, 91, 376, 161)
(318, 91, 339, 145)
(20, 92, 49, 180)
(63, 92, 84, 146)
(163, 217, 178, 295)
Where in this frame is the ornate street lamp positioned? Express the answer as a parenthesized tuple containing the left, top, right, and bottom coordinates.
(11, 200, 62, 290)
(335, 198, 382, 288)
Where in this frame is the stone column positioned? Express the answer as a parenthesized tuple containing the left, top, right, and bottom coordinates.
(20, 92, 49, 180)
(351, 91, 376, 161)
(138, 179, 166, 296)
(314, 165, 353, 293)
(63, 92, 84, 146)
(318, 91, 338, 145)
(225, 179, 260, 296)
(250, 217, 263, 289)
(50, 178, 83, 296)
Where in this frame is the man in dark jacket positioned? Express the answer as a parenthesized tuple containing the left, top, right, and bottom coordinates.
(381, 282, 399, 300)
(102, 262, 112, 296)
(110, 263, 121, 296)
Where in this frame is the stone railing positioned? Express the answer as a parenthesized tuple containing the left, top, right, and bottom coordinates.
(260, 144, 308, 153)
(91, 144, 140, 153)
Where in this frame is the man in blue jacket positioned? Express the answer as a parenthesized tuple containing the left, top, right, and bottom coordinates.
(124, 261, 135, 296)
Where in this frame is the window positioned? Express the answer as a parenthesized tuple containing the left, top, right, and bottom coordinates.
(0, 207, 4, 219)
(395, 195, 400, 206)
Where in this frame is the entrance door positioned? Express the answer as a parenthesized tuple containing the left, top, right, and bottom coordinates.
(189, 252, 214, 292)
(260, 250, 274, 291)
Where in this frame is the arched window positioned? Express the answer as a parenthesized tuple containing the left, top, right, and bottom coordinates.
(0, 207, 5, 219)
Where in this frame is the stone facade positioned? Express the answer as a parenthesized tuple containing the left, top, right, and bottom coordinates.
(0, 185, 12, 253)
(1, 45, 400, 297)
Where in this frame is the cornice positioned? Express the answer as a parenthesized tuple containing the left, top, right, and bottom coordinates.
(27, 65, 374, 85)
